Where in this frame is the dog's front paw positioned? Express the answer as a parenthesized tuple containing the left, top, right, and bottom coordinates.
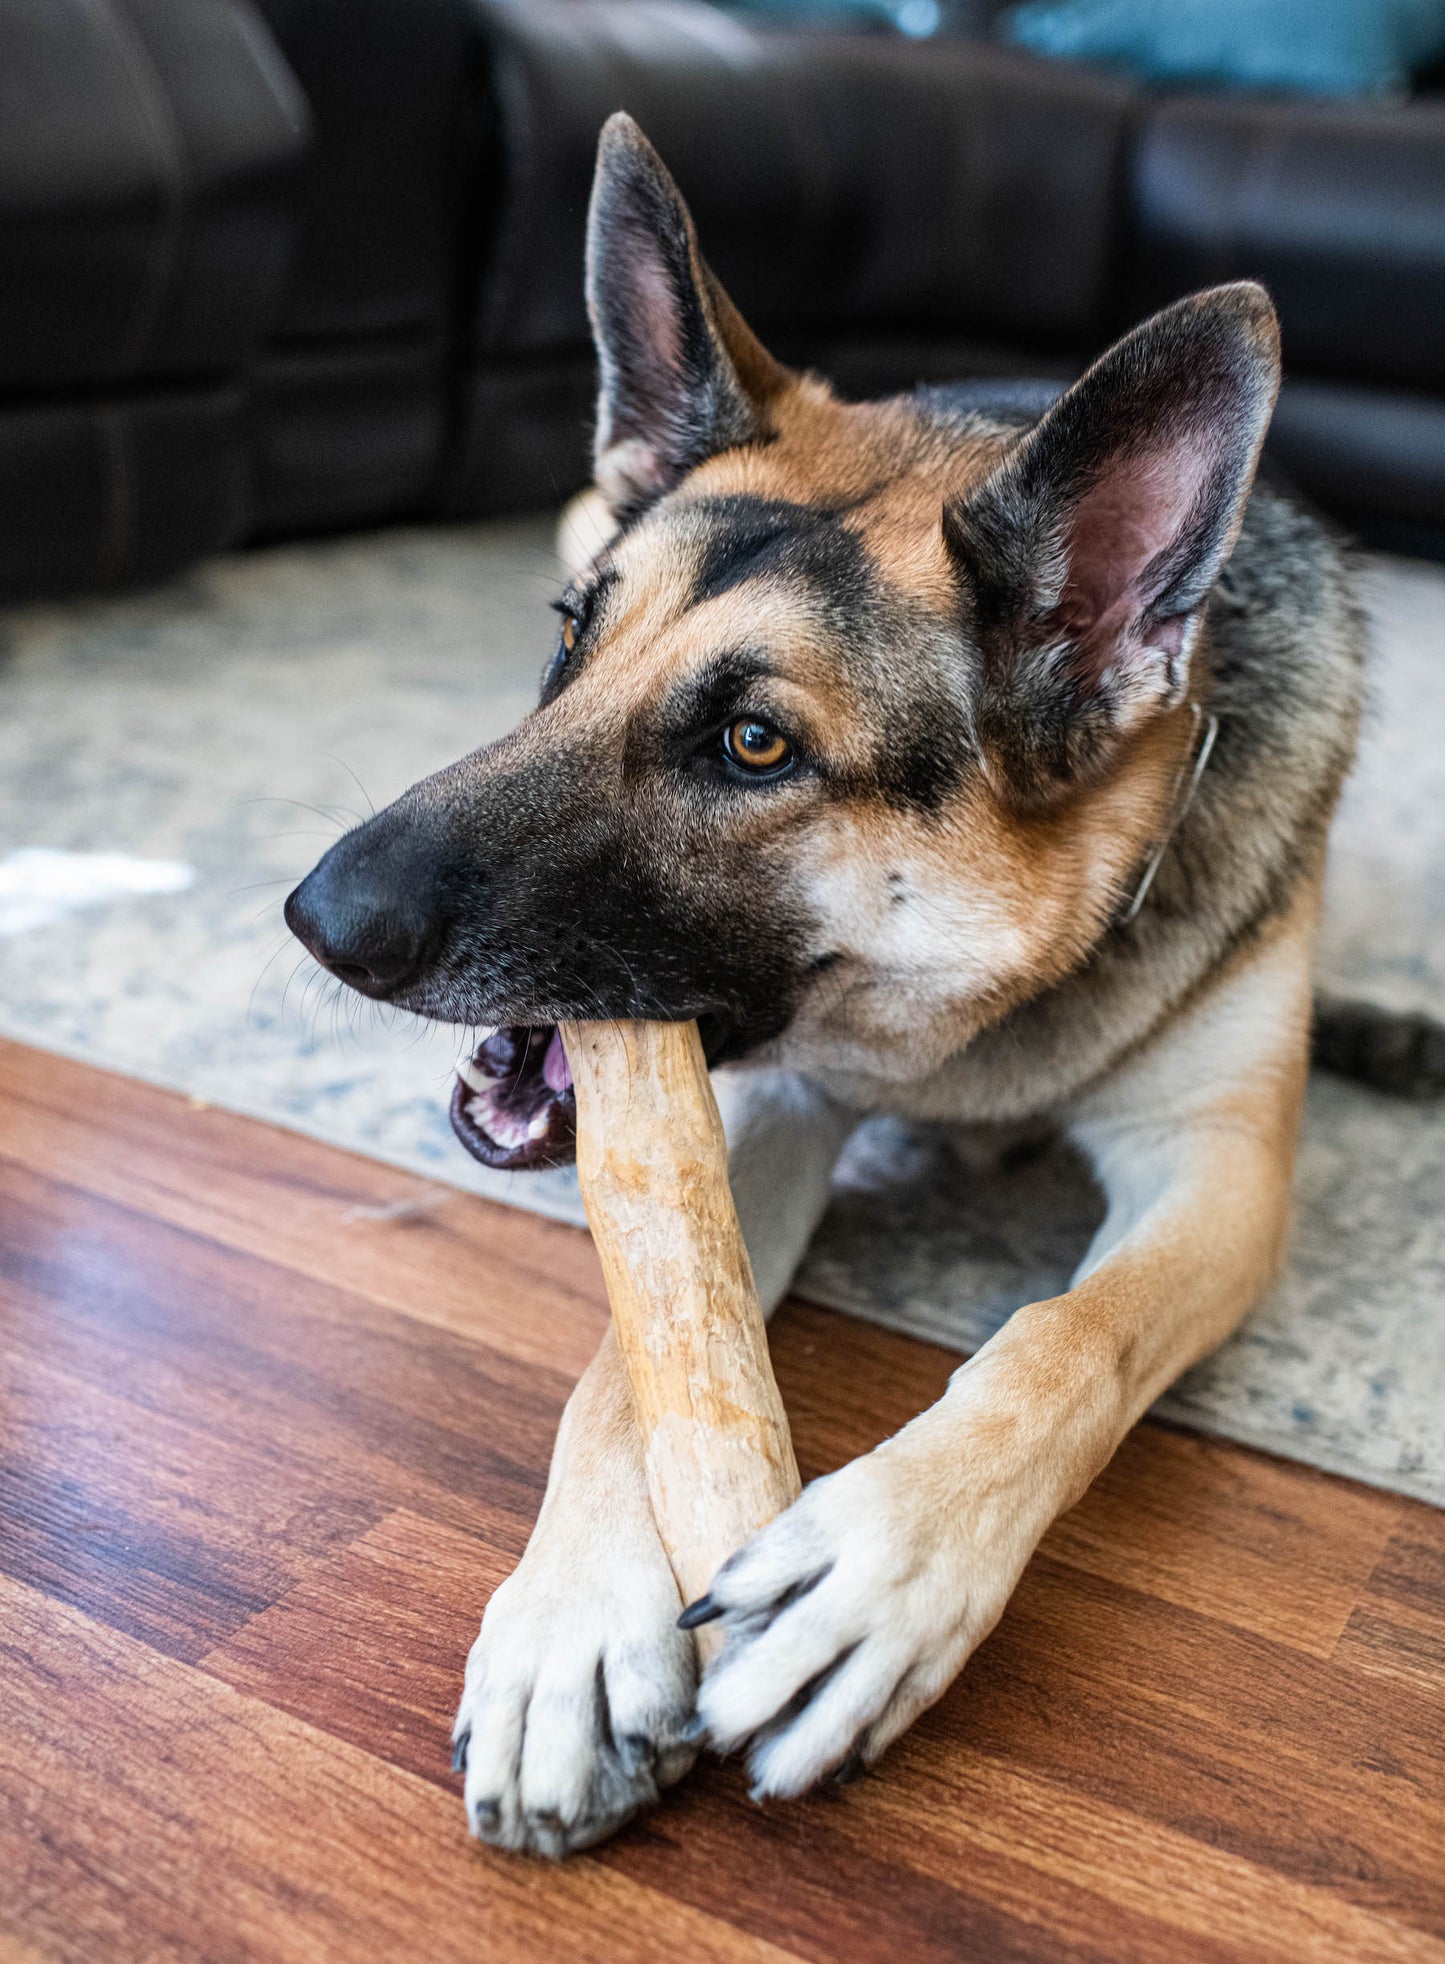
(688, 1429, 1016, 1800)
(452, 1530, 697, 1857)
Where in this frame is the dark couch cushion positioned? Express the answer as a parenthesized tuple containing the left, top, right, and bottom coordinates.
(254, 0, 488, 344)
(468, 0, 1133, 360)
(246, 0, 489, 535)
(1127, 92, 1445, 393)
(0, 0, 307, 391)
(0, 389, 245, 598)
(1271, 373, 1445, 550)
(249, 342, 449, 535)
(439, 332, 1071, 516)
(442, 0, 1132, 516)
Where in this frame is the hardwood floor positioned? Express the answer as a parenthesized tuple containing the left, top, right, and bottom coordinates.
(1, 1035, 1441, 1963)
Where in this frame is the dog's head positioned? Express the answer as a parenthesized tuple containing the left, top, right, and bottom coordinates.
(285, 114, 1280, 1170)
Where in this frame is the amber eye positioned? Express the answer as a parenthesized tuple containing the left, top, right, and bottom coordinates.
(724, 719, 792, 774)
(560, 611, 581, 654)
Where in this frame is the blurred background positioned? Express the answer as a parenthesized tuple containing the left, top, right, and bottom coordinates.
(3, 0, 1445, 604)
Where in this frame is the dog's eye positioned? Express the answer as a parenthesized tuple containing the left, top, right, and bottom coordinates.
(544, 598, 589, 696)
(724, 719, 792, 774)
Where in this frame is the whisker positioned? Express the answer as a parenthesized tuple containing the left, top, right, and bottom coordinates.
(243, 796, 358, 832)
(321, 753, 377, 819)
(247, 932, 297, 1024)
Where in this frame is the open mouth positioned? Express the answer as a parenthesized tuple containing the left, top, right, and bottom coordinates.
(450, 1026, 577, 1171)
(449, 1013, 745, 1172)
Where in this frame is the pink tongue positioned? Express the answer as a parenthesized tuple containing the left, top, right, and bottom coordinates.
(543, 1029, 572, 1094)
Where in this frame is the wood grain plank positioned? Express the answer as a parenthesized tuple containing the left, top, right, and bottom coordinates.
(202, 1516, 1138, 1964)
(198, 1509, 1445, 1964)
(202, 1509, 509, 1780)
(1043, 1424, 1402, 1657)
(0, 1153, 559, 1540)
(950, 1560, 1445, 1933)
(0, 1352, 381, 1659)
(0, 1576, 792, 1964)
(1336, 1513, 1445, 1696)
(4, 1036, 1445, 1963)
(840, 1738, 1443, 1964)
(0, 1037, 609, 1375)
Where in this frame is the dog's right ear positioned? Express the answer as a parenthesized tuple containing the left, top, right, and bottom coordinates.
(585, 113, 789, 522)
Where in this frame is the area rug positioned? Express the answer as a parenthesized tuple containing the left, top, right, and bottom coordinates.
(2, 520, 1441, 1506)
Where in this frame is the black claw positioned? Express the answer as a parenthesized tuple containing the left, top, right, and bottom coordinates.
(678, 1594, 723, 1630)
(679, 1712, 708, 1746)
(618, 1731, 654, 1777)
(593, 1655, 617, 1758)
(833, 1751, 867, 1787)
(451, 1729, 470, 1775)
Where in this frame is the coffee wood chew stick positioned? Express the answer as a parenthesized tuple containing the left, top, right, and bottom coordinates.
(558, 1019, 801, 1612)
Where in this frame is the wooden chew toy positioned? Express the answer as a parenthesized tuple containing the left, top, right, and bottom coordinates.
(558, 1019, 801, 1624)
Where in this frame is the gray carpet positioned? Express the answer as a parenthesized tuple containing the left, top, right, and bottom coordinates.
(2, 519, 1441, 1505)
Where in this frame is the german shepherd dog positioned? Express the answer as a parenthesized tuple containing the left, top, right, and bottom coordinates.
(286, 114, 1368, 1854)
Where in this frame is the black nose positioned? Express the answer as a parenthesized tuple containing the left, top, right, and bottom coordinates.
(284, 812, 447, 999)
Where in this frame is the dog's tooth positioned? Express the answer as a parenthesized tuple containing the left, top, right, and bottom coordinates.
(458, 1055, 497, 1094)
(527, 1111, 550, 1141)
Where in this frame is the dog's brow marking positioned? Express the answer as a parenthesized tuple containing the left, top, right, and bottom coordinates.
(688, 500, 797, 605)
(685, 495, 876, 620)
(655, 648, 780, 744)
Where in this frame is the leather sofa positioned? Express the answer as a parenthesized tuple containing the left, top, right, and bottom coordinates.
(0, 0, 306, 597)
(1, 0, 1442, 602)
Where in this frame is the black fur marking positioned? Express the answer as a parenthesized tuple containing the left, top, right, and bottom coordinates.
(864, 705, 971, 817)
(593, 1657, 618, 1757)
(685, 496, 969, 816)
(348, 728, 817, 1074)
(641, 649, 781, 769)
(625, 646, 803, 789)
(687, 497, 874, 617)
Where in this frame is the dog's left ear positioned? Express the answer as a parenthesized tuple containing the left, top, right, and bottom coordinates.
(585, 113, 791, 521)
(944, 283, 1280, 800)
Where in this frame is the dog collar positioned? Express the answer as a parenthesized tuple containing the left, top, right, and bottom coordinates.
(1115, 703, 1219, 927)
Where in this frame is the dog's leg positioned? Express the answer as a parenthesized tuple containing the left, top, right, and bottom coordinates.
(453, 1068, 855, 1854)
(691, 887, 1317, 1798)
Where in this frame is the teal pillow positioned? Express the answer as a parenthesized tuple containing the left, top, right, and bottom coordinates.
(1001, 0, 1445, 97)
